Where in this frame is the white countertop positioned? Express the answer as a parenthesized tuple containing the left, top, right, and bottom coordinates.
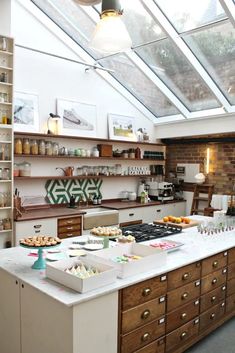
(1, 216, 235, 307)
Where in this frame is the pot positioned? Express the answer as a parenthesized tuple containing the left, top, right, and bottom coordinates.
(56, 166, 74, 177)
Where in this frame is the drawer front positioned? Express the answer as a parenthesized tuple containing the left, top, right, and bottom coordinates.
(227, 262, 235, 281)
(58, 217, 81, 227)
(166, 299, 200, 333)
(167, 280, 201, 312)
(121, 317, 165, 353)
(201, 251, 228, 277)
(227, 278, 235, 297)
(199, 302, 225, 332)
(201, 268, 227, 295)
(200, 285, 226, 313)
(15, 218, 57, 243)
(228, 248, 235, 265)
(58, 230, 81, 239)
(58, 224, 81, 234)
(166, 318, 199, 353)
(168, 262, 201, 291)
(134, 337, 165, 353)
(119, 208, 143, 224)
(122, 275, 167, 311)
(226, 293, 235, 313)
(122, 296, 166, 334)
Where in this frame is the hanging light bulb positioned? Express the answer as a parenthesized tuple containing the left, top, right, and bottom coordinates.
(90, 0, 132, 54)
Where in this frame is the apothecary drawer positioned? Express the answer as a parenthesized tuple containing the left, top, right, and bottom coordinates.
(199, 301, 225, 332)
(227, 262, 235, 281)
(58, 230, 81, 239)
(121, 275, 167, 311)
(134, 337, 165, 353)
(228, 248, 235, 265)
(227, 278, 235, 297)
(58, 224, 81, 234)
(168, 262, 201, 291)
(166, 299, 200, 333)
(226, 293, 235, 313)
(121, 317, 165, 353)
(58, 216, 81, 227)
(167, 280, 201, 312)
(200, 285, 226, 313)
(122, 296, 166, 334)
(201, 251, 228, 277)
(201, 268, 227, 295)
(165, 318, 199, 353)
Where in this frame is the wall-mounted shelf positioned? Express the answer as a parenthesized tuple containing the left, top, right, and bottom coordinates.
(0, 102, 12, 106)
(0, 50, 13, 56)
(0, 206, 11, 210)
(0, 229, 12, 233)
(14, 174, 155, 181)
(0, 160, 11, 163)
(0, 180, 11, 183)
(0, 65, 13, 71)
(0, 82, 13, 87)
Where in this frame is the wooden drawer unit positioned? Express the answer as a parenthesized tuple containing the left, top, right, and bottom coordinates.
(201, 251, 228, 277)
(58, 217, 81, 227)
(121, 296, 166, 334)
(121, 275, 167, 311)
(57, 216, 82, 239)
(228, 247, 235, 265)
(200, 301, 225, 332)
(201, 267, 227, 295)
(134, 337, 165, 353)
(168, 262, 201, 291)
(121, 317, 165, 353)
(167, 280, 201, 312)
(58, 224, 81, 234)
(200, 285, 226, 312)
(166, 298, 200, 333)
(227, 262, 235, 281)
(226, 293, 235, 313)
(165, 318, 199, 353)
(227, 278, 235, 297)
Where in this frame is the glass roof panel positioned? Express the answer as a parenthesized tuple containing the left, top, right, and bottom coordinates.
(98, 54, 180, 117)
(135, 39, 221, 111)
(184, 21, 235, 105)
(155, 0, 226, 33)
(94, 0, 166, 46)
(32, 0, 101, 59)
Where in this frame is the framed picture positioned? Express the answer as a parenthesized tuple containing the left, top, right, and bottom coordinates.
(57, 99, 97, 137)
(108, 114, 137, 141)
(14, 91, 39, 132)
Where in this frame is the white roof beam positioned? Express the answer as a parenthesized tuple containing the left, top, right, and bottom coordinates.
(220, 0, 235, 27)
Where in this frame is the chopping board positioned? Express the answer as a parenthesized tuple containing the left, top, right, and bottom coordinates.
(154, 219, 199, 229)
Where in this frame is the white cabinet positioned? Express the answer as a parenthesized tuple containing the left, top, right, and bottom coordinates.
(161, 202, 186, 218)
(15, 218, 57, 244)
(142, 202, 186, 223)
(142, 205, 164, 223)
(119, 207, 144, 225)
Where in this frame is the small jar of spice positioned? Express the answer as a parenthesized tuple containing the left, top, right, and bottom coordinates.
(31, 139, 39, 155)
(23, 138, 30, 154)
(14, 138, 22, 154)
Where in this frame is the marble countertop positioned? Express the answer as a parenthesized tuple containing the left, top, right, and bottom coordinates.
(1, 216, 235, 307)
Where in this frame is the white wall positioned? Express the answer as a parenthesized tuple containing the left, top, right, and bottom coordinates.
(0, 0, 12, 36)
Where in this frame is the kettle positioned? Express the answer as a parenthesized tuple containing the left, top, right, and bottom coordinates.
(56, 166, 74, 177)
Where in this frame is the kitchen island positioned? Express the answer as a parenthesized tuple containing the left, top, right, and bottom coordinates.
(0, 217, 235, 353)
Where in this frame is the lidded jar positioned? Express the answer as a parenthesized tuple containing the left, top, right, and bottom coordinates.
(23, 138, 30, 154)
(39, 140, 46, 155)
(45, 141, 53, 156)
(31, 139, 39, 155)
(19, 161, 31, 177)
(14, 138, 22, 155)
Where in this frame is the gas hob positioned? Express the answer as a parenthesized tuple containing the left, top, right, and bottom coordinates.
(120, 223, 182, 242)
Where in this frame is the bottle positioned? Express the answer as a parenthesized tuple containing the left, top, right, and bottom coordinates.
(14, 138, 22, 154)
(31, 139, 39, 155)
(93, 195, 98, 205)
(23, 138, 30, 154)
(135, 147, 141, 159)
(98, 194, 102, 205)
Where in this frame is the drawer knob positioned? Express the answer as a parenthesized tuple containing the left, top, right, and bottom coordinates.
(67, 220, 73, 224)
(67, 233, 74, 237)
(211, 296, 216, 302)
(142, 288, 151, 297)
(67, 227, 73, 230)
(181, 332, 187, 340)
(212, 278, 217, 285)
(182, 272, 189, 280)
(181, 312, 187, 320)
(141, 333, 150, 342)
(213, 261, 218, 268)
(141, 310, 150, 320)
(182, 292, 189, 300)
(210, 313, 215, 320)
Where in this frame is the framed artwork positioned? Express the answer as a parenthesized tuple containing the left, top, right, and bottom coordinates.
(57, 99, 97, 137)
(108, 114, 137, 141)
(14, 91, 39, 132)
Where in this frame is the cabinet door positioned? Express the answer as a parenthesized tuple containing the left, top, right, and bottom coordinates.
(15, 218, 57, 244)
(142, 206, 164, 223)
(161, 202, 186, 218)
(0, 269, 20, 353)
(119, 208, 144, 224)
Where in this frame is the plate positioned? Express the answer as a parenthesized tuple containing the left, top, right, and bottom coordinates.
(150, 240, 183, 252)
(83, 243, 104, 251)
(67, 249, 87, 257)
(69, 244, 82, 250)
(46, 253, 66, 261)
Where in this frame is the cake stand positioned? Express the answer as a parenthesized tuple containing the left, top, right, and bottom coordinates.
(20, 244, 60, 270)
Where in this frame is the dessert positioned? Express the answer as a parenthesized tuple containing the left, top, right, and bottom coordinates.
(112, 254, 142, 263)
(91, 226, 122, 237)
(19, 236, 61, 247)
(116, 235, 135, 243)
(65, 263, 100, 279)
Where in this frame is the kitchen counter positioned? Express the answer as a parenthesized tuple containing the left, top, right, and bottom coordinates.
(101, 199, 185, 210)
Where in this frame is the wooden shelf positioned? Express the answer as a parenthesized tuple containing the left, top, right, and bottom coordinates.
(14, 132, 165, 147)
(0, 160, 11, 163)
(0, 207, 11, 210)
(0, 229, 12, 233)
(0, 102, 12, 106)
(0, 50, 13, 56)
(0, 65, 13, 71)
(14, 174, 155, 181)
(0, 180, 11, 183)
(0, 82, 12, 86)
(0, 124, 12, 129)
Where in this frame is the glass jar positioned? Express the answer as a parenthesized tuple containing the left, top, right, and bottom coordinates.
(0, 220, 4, 231)
(122, 150, 128, 158)
(92, 147, 99, 157)
(19, 161, 31, 177)
(14, 163, 20, 177)
(2, 167, 10, 180)
(14, 138, 22, 155)
(77, 167, 83, 176)
(23, 138, 30, 154)
(39, 140, 46, 155)
(82, 165, 88, 176)
(45, 141, 53, 156)
(52, 142, 59, 156)
(3, 218, 11, 230)
(0, 193, 4, 207)
(0, 167, 2, 180)
(31, 139, 39, 155)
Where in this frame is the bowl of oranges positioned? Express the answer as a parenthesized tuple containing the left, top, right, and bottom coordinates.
(162, 216, 191, 225)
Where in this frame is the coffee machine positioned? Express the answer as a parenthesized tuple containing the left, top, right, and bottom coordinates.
(158, 182, 174, 201)
(147, 181, 159, 201)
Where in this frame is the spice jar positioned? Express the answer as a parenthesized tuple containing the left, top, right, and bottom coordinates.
(39, 140, 46, 155)
(3, 218, 11, 230)
(45, 141, 53, 156)
(129, 148, 135, 159)
(23, 138, 30, 154)
(31, 139, 39, 155)
(52, 142, 59, 156)
(2, 167, 10, 180)
(19, 161, 31, 177)
(122, 150, 128, 158)
(14, 138, 22, 154)
(0, 220, 4, 231)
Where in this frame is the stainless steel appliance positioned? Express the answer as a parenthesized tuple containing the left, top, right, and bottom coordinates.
(158, 182, 174, 201)
(147, 181, 159, 201)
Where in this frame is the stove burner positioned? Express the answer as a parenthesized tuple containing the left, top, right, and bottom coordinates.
(120, 223, 182, 242)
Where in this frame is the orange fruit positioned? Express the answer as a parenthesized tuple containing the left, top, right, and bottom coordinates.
(163, 217, 169, 222)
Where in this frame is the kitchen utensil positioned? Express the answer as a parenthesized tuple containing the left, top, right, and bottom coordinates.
(56, 166, 74, 177)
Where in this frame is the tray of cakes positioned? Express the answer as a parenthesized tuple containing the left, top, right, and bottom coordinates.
(90, 226, 122, 238)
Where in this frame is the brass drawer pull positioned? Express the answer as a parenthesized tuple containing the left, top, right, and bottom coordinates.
(210, 313, 215, 320)
(211, 296, 216, 302)
(67, 233, 74, 237)
(141, 333, 150, 342)
(212, 278, 217, 285)
(141, 310, 150, 320)
(182, 272, 189, 280)
(181, 312, 187, 320)
(67, 227, 73, 230)
(182, 292, 189, 300)
(142, 288, 151, 297)
(181, 332, 187, 340)
(213, 261, 218, 268)
(66, 220, 73, 224)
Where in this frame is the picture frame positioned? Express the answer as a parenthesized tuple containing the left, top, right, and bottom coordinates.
(57, 99, 97, 137)
(108, 114, 137, 141)
(14, 91, 39, 132)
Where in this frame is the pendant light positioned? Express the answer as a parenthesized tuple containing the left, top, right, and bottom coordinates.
(90, 0, 132, 54)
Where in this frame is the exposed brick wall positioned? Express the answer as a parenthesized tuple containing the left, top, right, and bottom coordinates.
(166, 142, 235, 194)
